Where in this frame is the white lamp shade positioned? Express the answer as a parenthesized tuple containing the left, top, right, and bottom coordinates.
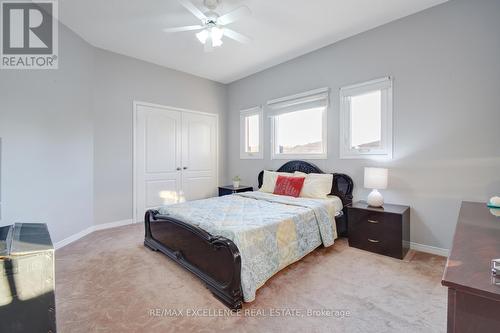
(364, 167, 388, 190)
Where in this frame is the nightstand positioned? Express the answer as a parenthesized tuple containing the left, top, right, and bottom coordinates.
(348, 201, 410, 259)
(218, 185, 253, 196)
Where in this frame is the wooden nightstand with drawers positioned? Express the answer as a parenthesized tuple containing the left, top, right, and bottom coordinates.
(347, 201, 410, 259)
(218, 185, 253, 197)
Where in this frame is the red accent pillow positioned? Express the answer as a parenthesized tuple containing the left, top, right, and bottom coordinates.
(273, 175, 306, 197)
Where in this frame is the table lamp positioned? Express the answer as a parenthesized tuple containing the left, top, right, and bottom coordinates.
(364, 167, 388, 207)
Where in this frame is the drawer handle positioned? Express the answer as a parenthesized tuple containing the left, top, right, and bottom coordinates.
(367, 219, 379, 224)
(368, 238, 380, 243)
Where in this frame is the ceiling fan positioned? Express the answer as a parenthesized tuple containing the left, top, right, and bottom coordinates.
(164, 0, 251, 52)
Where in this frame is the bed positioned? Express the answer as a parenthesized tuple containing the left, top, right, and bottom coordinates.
(144, 160, 353, 309)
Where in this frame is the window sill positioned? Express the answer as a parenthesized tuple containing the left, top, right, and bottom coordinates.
(240, 153, 263, 160)
(340, 152, 392, 160)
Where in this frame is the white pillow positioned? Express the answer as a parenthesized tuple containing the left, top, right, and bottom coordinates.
(294, 171, 333, 199)
(260, 170, 299, 193)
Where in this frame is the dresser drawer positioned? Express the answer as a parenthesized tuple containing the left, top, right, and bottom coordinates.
(348, 207, 404, 259)
(349, 209, 401, 235)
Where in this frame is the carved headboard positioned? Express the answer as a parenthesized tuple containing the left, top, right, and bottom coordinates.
(257, 160, 354, 207)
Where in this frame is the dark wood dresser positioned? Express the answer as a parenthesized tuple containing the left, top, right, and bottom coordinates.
(348, 201, 410, 259)
(442, 201, 500, 333)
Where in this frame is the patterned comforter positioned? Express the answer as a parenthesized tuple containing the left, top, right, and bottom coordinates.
(158, 191, 341, 302)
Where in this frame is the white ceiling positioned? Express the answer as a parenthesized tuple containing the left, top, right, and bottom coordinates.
(59, 0, 448, 84)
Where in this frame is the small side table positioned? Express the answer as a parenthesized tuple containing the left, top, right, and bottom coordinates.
(218, 185, 253, 197)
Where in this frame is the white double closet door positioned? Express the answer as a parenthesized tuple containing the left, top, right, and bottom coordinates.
(135, 103, 218, 222)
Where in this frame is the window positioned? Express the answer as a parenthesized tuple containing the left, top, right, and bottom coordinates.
(340, 77, 393, 159)
(240, 106, 263, 159)
(268, 88, 328, 159)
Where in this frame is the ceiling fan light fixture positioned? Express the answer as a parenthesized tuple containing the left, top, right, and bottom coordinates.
(169, 0, 251, 51)
(211, 26, 224, 44)
(196, 29, 209, 44)
(196, 26, 224, 48)
(212, 38, 223, 47)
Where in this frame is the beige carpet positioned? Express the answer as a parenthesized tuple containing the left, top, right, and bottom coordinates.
(55, 223, 447, 333)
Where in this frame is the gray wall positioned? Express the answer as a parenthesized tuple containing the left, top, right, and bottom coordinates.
(92, 48, 227, 225)
(226, 0, 500, 250)
(0, 24, 95, 242)
(0, 23, 227, 242)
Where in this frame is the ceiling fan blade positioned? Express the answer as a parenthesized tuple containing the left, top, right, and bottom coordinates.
(217, 6, 251, 26)
(163, 25, 204, 33)
(204, 38, 214, 52)
(178, 0, 207, 21)
(223, 28, 251, 44)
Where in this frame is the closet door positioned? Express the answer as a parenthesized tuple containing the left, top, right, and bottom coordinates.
(181, 112, 218, 201)
(135, 104, 182, 222)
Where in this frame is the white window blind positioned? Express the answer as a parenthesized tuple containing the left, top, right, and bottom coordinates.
(267, 87, 329, 116)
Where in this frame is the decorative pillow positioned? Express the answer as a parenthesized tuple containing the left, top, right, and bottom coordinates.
(273, 175, 306, 197)
(260, 170, 300, 193)
(294, 171, 333, 199)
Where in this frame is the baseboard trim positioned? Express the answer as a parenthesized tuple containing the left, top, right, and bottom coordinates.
(410, 242, 449, 257)
(54, 226, 95, 250)
(55, 219, 135, 250)
(93, 219, 135, 231)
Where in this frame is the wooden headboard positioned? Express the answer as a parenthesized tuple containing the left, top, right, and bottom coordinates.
(257, 160, 354, 207)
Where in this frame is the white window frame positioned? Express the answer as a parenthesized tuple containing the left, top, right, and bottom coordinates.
(268, 88, 329, 160)
(239, 106, 263, 159)
(339, 77, 393, 159)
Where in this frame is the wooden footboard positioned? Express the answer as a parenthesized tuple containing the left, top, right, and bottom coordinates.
(144, 210, 243, 310)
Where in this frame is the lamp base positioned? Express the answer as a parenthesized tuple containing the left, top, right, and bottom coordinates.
(367, 189, 384, 207)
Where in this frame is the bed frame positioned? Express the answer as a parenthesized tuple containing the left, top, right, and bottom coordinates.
(144, 160, 353, 310)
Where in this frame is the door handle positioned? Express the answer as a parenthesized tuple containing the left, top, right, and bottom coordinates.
(183, 167, 188, 170)
(368, 238, 380, 243)
(176, 167, 181, 171)
(367, 219, 379, 224)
